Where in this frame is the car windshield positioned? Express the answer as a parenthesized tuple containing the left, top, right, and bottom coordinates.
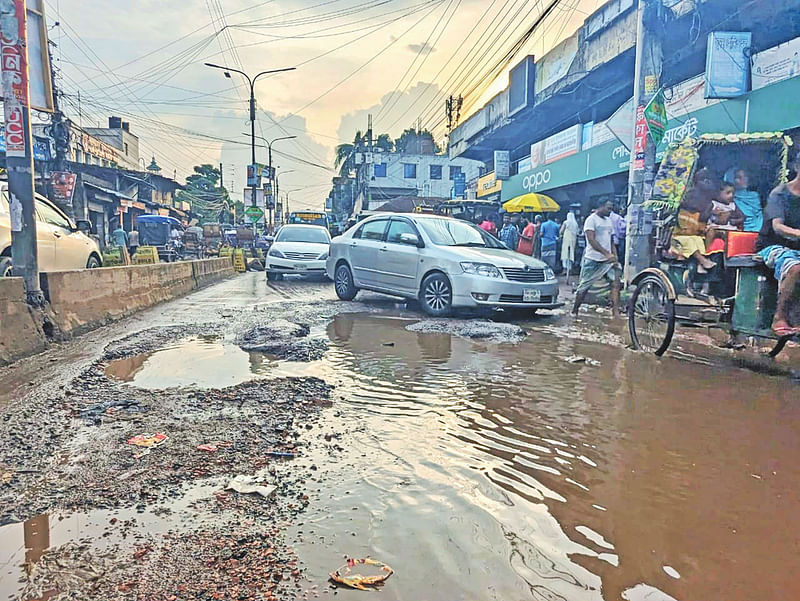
(417, 218, 504, 248)
(276, 226, 329, 244)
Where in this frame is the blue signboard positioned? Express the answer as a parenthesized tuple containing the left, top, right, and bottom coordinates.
(705, 31, 751, 98)
(0, 131, 51, 161)
(452, 172, 466, 198)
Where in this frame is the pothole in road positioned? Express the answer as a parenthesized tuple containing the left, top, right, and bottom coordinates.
(105, 336, 326, 389)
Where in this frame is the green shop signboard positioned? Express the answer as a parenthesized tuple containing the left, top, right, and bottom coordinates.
(500, 76, 800, 202)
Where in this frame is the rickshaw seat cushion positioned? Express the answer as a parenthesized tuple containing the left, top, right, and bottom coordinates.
(726, 231, 759, 257)
(726, 254, 764, 269)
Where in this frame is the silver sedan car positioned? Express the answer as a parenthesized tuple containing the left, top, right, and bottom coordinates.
(326, 213, 564, 316)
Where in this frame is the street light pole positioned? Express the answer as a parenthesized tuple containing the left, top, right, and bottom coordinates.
(274, 170, 295, 227)
(204, 63, 295, 214)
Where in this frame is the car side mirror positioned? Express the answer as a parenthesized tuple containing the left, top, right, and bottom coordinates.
(399, 232, 421, 247)
(76, 219, 93, 234)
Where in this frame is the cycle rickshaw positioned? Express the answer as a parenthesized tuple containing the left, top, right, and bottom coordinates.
(627, 132, 799, 357)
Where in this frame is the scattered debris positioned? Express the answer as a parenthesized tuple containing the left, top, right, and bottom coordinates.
(79, 398, 145, 424)
(330, 557, 394, 590)
(126, 432, 168, 447)
(564, 355, 602, 366)
(196, 441, 231, 453)
(226, 475, 277, 499)
(266, 451, 297, 458)
(406, 319, 526, 343)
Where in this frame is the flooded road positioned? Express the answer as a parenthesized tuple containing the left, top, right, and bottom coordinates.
(291, 313, 799, 601)
(1, 275, 798, 600)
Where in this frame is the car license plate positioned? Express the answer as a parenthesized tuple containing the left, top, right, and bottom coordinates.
(523, 289, 541, 302)
(293, 263, 307, 270)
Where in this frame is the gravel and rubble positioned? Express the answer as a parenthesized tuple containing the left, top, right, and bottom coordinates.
(0, 315, 337, 600)
(405, 318, 527, 343)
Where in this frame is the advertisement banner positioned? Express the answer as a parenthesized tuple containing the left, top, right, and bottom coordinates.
(705, 31, 751, 98)
(477, 172, 502, 198)
(0, 0, 30, 156)
(633, 105, 647, 170)
(605, 97, 635, 150)
(50, 172, 76, 205)
(453, 172, 466, 198)
(530, 141, 545, 169)
(752, 36, 800, 91)
(644, 89, 667, 146)
(544, 124, 581, 164)
(494, 150, 510, 179)
(535, 34, 578, 92)
(243, 188, 266, 206)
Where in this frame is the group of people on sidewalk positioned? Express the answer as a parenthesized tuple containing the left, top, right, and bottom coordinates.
(475, 200, 626, 317)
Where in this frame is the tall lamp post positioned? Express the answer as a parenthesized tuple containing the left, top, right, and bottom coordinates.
(204, 62, 295, 212)
(246, 133, 297, 228)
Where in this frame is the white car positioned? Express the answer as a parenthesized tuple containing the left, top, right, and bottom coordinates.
(326, 213, 563, 316)
(266, 224, 331, 281)
(1, 184, 102, 277)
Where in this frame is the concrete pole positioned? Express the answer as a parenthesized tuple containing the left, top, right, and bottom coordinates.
(1, 0, 43, 305)
(624, 0, 662, 285)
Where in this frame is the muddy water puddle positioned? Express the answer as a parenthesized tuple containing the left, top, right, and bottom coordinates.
(290, 314, 799, 601)
(104, 336, 324, 389)
(8, 313, 799, 600)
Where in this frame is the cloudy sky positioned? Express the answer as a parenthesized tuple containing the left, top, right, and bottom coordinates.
(46, 0, 599, 210)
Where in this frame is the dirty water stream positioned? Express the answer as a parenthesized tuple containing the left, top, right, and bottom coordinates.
(3, 312, 798, 600)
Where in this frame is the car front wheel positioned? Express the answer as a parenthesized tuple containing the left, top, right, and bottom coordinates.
(334, 263, 358, 300)
(420, 273, 452, 317)
(86, 255, 101, 269)
(0, 256, 12, 277)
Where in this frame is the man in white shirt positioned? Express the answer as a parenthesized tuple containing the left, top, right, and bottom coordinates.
(572, 198, 621, 317)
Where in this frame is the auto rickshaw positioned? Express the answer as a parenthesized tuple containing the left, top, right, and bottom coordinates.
(183, 225, 205, 259)
(136, 215, 183, 262)
(627, 132, 799, 358)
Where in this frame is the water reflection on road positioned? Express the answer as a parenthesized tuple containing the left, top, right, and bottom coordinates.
(294, 313, 799, 601)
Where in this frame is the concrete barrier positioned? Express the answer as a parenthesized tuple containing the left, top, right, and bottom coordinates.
(40, 257, 235, 337)
(0, 278, 48, 365)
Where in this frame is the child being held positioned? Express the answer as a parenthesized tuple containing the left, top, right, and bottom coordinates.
(706, 181, 745, 253)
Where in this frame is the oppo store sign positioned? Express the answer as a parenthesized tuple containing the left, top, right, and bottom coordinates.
(522, 169, 552, 191)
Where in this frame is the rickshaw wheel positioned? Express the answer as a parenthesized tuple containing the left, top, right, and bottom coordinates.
(628, 275, 676, 356)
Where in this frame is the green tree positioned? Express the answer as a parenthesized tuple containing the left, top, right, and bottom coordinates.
(375, 133, 394, 152)
(395, 128, 440, 154)
(175, 164, 230, 223)
(334, 130, 363, 178)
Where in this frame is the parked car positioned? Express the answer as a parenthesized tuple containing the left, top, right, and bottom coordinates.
(0, 184, 102, 276)
(266, 224, 331, 281)
(326, 213, 564, 316)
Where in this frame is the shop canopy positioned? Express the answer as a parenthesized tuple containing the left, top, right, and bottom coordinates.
(502, 193, 560, 213)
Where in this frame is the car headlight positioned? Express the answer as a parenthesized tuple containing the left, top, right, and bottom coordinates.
(268, 248, 284, 258)
(544, 267, 555, 280)
(317, 251, 329, 260)
(461, 262, 502, 278)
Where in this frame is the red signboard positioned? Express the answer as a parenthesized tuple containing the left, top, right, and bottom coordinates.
(50, 171, 77, 205)
(1, 0, 30, 157)
(633, 105, 647, 170)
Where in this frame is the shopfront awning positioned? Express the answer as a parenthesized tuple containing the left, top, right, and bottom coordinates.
(84, 182, 134, 202)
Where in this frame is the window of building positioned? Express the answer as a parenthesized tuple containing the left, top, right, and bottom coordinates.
(403, 163, 417, 179)
(374, 162, 387, 178)
(449, 165, 462, 180)
(124, 142, 129, 155)
(429, 164, 442, 180)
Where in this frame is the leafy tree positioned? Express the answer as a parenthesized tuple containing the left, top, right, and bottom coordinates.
(335, 131, 396, 177)
(175, 164, 230, 223)
(375, 133, 394, 153)
(334, 130, 363, 178)
(395, 128, 440, 154)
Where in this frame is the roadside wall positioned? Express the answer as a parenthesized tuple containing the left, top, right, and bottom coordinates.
(39, 257, 234, 337)
(0, 278, 48, 365)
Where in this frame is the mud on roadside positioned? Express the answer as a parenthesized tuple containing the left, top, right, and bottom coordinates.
(1, 322, 335, 600)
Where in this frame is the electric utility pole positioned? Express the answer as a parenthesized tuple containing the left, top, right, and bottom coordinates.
(624, 0, 663, 284)
(1, 0, 43, 304)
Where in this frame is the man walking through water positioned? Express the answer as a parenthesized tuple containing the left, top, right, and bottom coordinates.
(572, 198, 621, 317)
(757, 153, 800, 336)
